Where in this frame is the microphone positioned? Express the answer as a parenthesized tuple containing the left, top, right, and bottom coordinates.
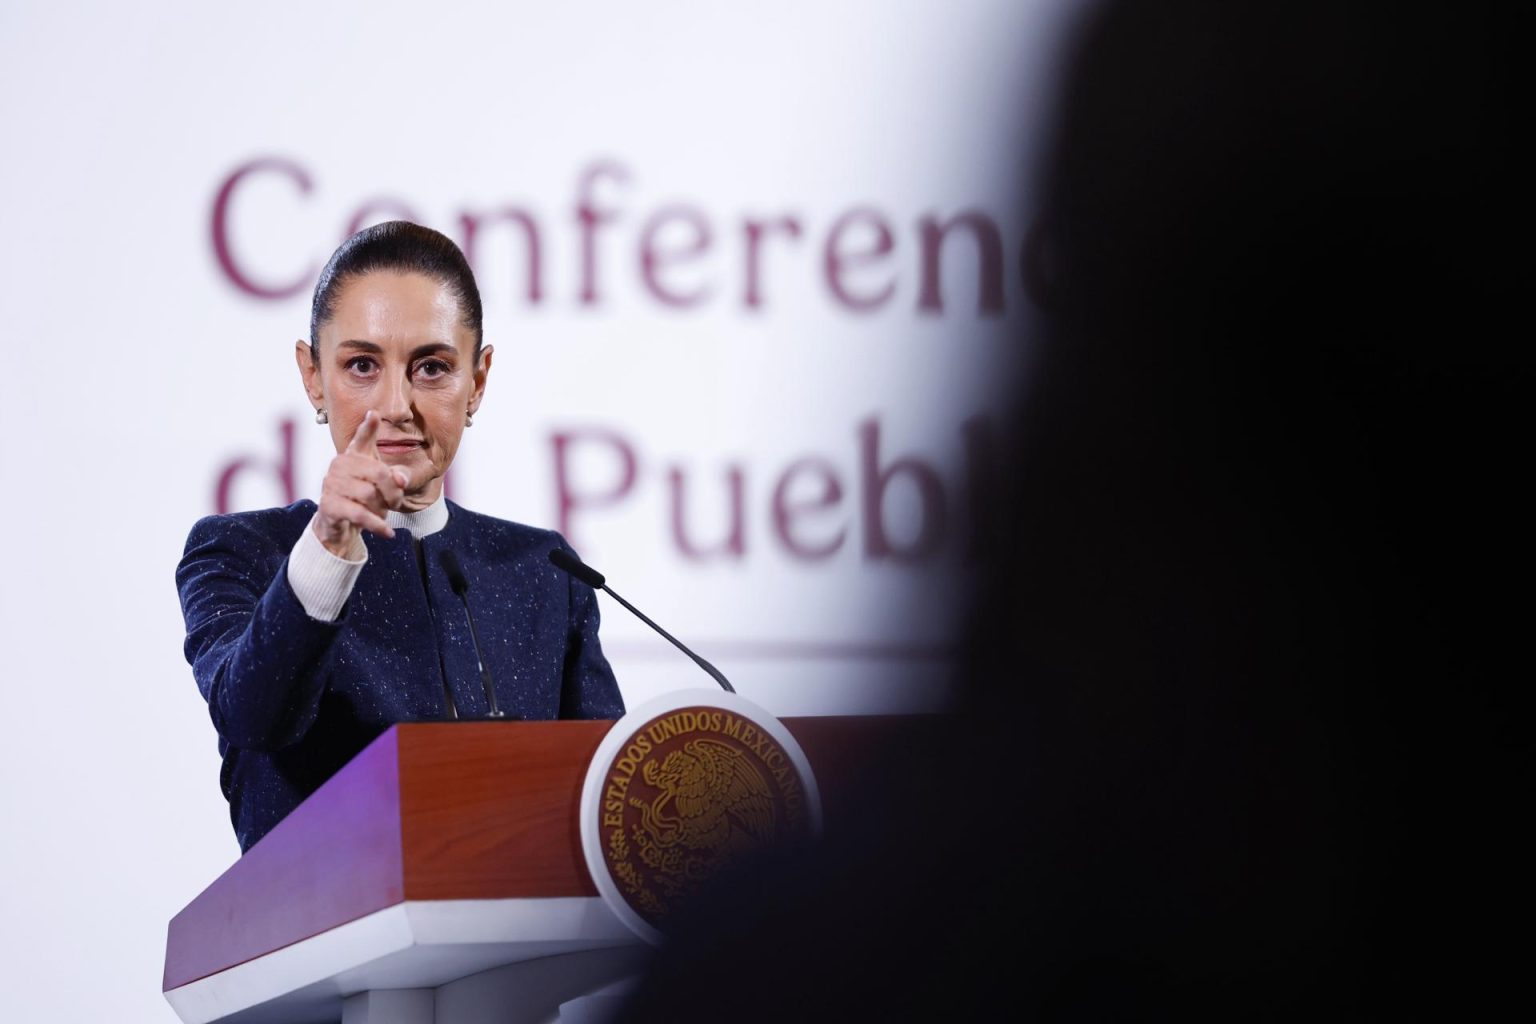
(438, 549, 506, 718)
(548, 547, 736, 694)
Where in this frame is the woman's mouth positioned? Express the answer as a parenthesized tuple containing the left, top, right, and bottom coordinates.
(376, 439, 424, 456)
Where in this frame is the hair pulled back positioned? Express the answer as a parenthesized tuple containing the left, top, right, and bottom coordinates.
(309, 220, 483, 358)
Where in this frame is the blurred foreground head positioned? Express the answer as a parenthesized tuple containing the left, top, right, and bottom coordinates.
(611, 2, 1518, 1019)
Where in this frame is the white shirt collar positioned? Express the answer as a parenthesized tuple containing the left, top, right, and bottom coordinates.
(385, 494, 449, 537)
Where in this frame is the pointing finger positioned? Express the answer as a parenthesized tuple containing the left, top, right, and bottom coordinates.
(345, 410, 380, 457)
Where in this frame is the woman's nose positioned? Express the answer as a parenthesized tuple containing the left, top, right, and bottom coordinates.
(378, 374, 412, 423)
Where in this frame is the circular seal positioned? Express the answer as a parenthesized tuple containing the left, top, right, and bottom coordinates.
(579, 688, 823, 943)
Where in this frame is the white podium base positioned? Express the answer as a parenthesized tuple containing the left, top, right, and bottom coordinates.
(165, 898, 645, 1024)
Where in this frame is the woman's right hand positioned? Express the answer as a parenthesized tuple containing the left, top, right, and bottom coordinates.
(312, 410, 411, 558)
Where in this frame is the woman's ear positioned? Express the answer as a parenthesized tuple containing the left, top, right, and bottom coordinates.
(468, 343, 493, 415)
(295, 339, 325, 407)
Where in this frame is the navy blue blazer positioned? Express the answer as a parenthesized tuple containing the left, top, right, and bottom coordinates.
(176, 499, 624, 852)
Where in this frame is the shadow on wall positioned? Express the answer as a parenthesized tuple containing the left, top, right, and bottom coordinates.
(604, 1, 1521, 1020)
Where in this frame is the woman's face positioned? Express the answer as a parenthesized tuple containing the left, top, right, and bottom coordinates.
(297, 270, 492, 512)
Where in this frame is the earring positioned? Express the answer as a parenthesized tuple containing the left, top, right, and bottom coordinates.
(315, 409, 329, 424)
(465, 412, 474, 427)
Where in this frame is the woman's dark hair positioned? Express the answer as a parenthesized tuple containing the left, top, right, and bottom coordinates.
(309, 220, 483, 359)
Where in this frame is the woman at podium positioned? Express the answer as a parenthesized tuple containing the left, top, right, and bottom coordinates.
(175, 221, 624, 854)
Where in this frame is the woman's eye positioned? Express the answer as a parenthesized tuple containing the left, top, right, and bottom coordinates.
(345, 356, 377, 375)
(415, 360, 451, 379)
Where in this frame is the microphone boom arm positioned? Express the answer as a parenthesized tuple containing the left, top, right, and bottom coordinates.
(600, 583, 736, 694)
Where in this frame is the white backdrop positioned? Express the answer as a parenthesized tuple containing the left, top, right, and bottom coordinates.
(0, 2, 1079, 1019)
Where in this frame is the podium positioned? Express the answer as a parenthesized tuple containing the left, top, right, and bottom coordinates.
(163, 715, 912, 1024)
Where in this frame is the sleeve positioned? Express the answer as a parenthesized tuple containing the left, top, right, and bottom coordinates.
(555, 534, 626, 719)
(175, 514, 346, 751)
(286, 514, 368, 622)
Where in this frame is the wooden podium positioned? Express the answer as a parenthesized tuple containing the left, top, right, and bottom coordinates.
(163, 715, 909, 1024)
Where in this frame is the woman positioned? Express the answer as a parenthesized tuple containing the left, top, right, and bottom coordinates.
(177, 220, 624, 854)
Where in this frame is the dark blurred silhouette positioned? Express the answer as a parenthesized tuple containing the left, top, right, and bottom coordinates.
(608, 1, 1520, 1019)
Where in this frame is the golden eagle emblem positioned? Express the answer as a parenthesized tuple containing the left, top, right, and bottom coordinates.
(637, 738, 778, 861)
(595, 704, 815, 930)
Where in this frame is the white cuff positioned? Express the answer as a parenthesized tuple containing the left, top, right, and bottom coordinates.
(287, 515, 367, 622)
